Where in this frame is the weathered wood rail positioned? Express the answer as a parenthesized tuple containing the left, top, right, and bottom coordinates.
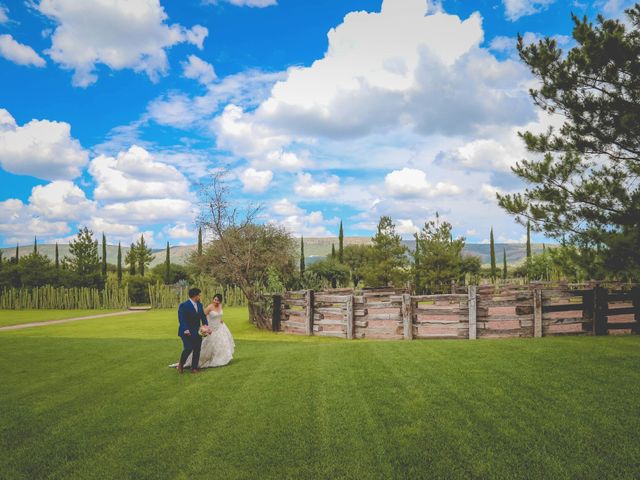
(272, 283, 640, 340)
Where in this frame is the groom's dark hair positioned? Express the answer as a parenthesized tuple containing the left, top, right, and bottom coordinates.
(188, 288, 201, 298)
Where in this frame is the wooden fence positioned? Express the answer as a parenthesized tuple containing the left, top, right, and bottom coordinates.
(271, 283, 640, 340)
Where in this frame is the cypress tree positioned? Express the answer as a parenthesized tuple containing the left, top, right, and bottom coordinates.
(33, 236, 37, 254)
(338, 221, 344, 263)
(198, 227, 203, 256)
(55, 243, 59, 269)
(136, 235, 154, 277)
(502, 248, 507, 280)
(127, 243, 136, 275)
(413, 232, 421, 294)
(164, 242, 171, 284)
(14, 243, 19, 263)
(526, 220, 532, 259)
(489, 228, 497, 281)
(331, 243, 336, 259)
(101, 233, 107, 277)
(300, 236, 305, 276)
(117, 242, 122, 284)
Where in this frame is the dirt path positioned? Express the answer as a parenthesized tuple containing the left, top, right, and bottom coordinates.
(0, 310, 147, 331)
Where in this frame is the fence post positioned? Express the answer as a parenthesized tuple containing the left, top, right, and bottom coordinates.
(402, 293, 413, 340)
(272, 294, 282, 332)
(468, 285, 477, 340)
(346, 294, 354, 340)
(632, 286, 640, 333)
(305, 289, 314, 336)
(593, 285, 608, 336)
(533, 288, 543, 338)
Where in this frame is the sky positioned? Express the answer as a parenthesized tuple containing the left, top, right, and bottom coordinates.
(0, 0, 634, 248)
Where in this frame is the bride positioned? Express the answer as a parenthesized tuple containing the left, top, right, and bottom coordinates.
(173, 293, 235, 369)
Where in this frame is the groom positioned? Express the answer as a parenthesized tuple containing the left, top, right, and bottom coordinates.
(177, 288, 208, 374)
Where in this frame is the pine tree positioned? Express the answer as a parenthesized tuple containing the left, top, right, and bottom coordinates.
(198, 227, 203, 256)
(300, 236, 305, 276)
(490, 227, 497, 281)
(101, 233, 107, 277)
(33, 236, 37, 254)
(526, 220, 532, 260)
(117, 242, 122, 284)
(136, 235, 155, 277)
(164, 242, 171, 284)
(55, 243, 59, 269)
(362, 216, 409, 287)
(503, 248, 508, 280)
(126, 243, 136, 275)
(338, 221, 344, 263)
(331, 243, 336, 259)
(68, 227, 101, 287)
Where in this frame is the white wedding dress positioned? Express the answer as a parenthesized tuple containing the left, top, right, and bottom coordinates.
(172, 309, 235, 369)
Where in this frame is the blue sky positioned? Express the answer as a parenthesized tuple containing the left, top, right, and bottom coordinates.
(0, 0, 634, 248)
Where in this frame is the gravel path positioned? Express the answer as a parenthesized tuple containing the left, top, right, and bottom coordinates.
(0, 310, 147, 331)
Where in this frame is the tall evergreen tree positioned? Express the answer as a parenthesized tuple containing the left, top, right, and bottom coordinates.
(489, 227, 497, 280)
(197, 226, 203, 256)
(331, 243, 336, 259)
(164, 242, 171, 284)
(68, 227, 102, 287)
(14, 243, 18, 263)
(526, 220, 532, 259)
(126, 243, 137, 275)
(362, 216, 409, 287)
(136, 235, 155, 277)
(117, 242, 122, 284)
(413, 232, 421, 294)
(33, 236, 37, 254)
(300, 236, 305, 276)
(503, 248, 508, 280)
(101, 233, 107, 277)
(55, 243, 59, 269)
(338, 221, 344, 263)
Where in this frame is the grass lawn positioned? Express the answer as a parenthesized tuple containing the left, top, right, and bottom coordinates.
(0, 309, 124, 328)
(1, 308, 639, 479)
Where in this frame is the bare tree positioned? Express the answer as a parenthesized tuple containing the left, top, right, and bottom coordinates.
(196, 171, 296, 329)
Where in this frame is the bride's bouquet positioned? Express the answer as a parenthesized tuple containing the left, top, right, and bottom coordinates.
(199, 325, 213, 338)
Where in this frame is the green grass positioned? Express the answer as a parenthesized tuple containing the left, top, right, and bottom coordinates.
(1, 308, 639, 479)
(0, 309, 124, 327)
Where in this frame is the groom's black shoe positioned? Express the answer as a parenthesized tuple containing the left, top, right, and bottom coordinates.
(191, 368, 201, 374)
(177, 363, 184, 374)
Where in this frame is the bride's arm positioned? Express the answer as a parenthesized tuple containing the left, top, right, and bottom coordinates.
(204, 304, 213, 315)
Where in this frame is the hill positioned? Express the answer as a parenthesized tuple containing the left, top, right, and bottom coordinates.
(1, 238, 547, 267)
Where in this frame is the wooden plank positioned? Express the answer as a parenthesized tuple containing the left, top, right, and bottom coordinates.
(366, 313, 402, 321)
(533, 288, 542, 338)
(305, 289, 314, 336)
(412, 294, 467, 302)
(284, 309, 305, 317)
(607, 306, 636, 316)
(346, 295, 354, 340)
(402, 293, 413, 340)
(365, 301, 401, 308)
(315, 307, 344, 315)
(607, 292, 633, 302)
(607, 322, 639, 330)
(543, 303, 584, 313)
(354, 320, 368, 328)
(468, 286, 477, 340)
(316, 331, 346, 338)
(414, 307, 465, 315)
(315, 319, 345, 326)
(283, 298, 307, 307)
(314, 294, 350, 303)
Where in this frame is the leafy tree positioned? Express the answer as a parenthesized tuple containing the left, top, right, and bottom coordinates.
(127, 275, 152, 304)
(101, 233, 107, 277)
(300, 236, 305, 276)
(68, 227, 103, 288)
(150, 262, 190, 285)
(136, 235, 154, 277)
(338, 220, 344, 262)
(489, 227, 497, 281)
(362, 216, 408, 287)
(342, 244, 370, 288)
(117, 242, 122, 284)
(125, 243, 136, 275)
(18, 252, 56, 287)
(498, 6, 640, 279)
(308, 257, 350, 288)
(413, 217, 465, 294)
(164, 242, 171, 284)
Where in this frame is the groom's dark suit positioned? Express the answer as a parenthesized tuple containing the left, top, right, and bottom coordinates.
(178, 299, 208, 369)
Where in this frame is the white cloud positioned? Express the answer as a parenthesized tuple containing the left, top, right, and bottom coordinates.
(239, 168, 273, 193)
(147, 92, 201, 129)
(385, 168, 462, 198)
(37, 0, 208, 87)
(396, 219, 420, 235)
(271, 198, 303, 216)
(164, 222, 196, 240)
(29, 181, 96, 221)
(271, 210, 335, 237)
(502, 0, 556, 21)
(294, 172, 340, 198)
(182, 54, 217, 85)
(0, 109, 88, 180)
(89, 145, 190, 201)
(480, 184, 504, 203)
(0, 34, 46, 67)
(101, 198, 193, 224)
(489, 32, 571, 55)
(0, 5, 9, 23)
(0, 198, 71, 244)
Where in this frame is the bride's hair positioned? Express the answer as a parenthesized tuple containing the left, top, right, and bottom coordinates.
(213, 293, 223, 303)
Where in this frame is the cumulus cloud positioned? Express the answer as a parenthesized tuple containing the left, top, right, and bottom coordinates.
(29, 181, 96, 221)
(89, 145, 190, 202)
(385, 168, 462, 198)
(271, 198, 303, 216)
(293, 172, 340, 198)
(271, 207, 335, 237)
(101, 198, 193, 225)
(37, 0, 208, 86)
(164, 222, 196, 240)
(0, 5, 8, 23)
(239, 168, 273, 193)
(502, 0, 556, 21)
(0, 34, 46, 67)
(182, 54, 217, 85)
(0, 198, 71, 244)
(0, 108, 88, 180)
